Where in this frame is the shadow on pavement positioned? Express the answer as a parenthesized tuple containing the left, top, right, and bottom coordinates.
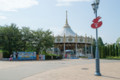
(102, 75, 120, 80)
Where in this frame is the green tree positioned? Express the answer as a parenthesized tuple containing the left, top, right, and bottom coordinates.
(109, 45, 112, 57)
(32, 29, 54, 54)
(107, 45, 110, 56)
(0, 24, 22, 57)
(115, 45, 118, 56)
(97, 37, 104, 58)
(42, 30, 54, 52)
(98, 37, 104, 47)
(116, 37, 120, 56)
(101, 46, 105, 58)
(92, 39, 96, 58)
(112, 44, 115, 56)
(104, 46, 107, 58)
(20, 27, 33, 51)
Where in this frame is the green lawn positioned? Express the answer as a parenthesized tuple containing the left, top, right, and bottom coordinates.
(105, 56, 120, 60)
(0, 50, 2, 53)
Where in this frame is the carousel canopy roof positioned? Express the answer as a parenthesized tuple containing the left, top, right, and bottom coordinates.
(58, 11, 77, 37)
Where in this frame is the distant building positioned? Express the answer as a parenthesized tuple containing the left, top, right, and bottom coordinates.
(54, 11, 93, 58)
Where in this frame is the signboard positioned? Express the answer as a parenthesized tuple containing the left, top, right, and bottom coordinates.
(39, 55, 45, 60)
(91, 16, 102, 29)
(13, 52, 36, 60)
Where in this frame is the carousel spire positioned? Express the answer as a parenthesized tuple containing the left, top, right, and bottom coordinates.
(64, 10, 70, 28)
(62, 11, 76, 36)
(66, 10, 68, 25)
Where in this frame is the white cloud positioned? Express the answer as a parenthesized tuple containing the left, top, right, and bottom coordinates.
(0, 16, 7, 19)
(57, 0, 91, 2)
(0, 0, 39, 11)
(56, 0, 92, 6)
(56, 2, 71, 6)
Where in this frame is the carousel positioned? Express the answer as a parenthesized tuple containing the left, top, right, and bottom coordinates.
(54, 11, 93, 58)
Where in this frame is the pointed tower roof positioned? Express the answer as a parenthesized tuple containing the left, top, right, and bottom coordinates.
(59, 11, 76, 37)
(64, 11, 70, 28)
(65, 11, 68, 25)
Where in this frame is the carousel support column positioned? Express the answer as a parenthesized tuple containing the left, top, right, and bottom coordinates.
(88, 45, 91, 58)
(85, 44, 87, 57)
(53, 44, 54, 54)
(64, 43, 66, 58)
(85, 34, 87, 57)
(52, 34, 55, 59)
(75, 43, 78, 58)
(52, 45, 54, 59)
(63, 34, 66, 58)
(91, 44, 93, 58)
(51, 44, 54, 60)
(75, 34, 78, 58)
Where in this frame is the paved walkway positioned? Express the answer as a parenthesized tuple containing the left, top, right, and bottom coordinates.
(0, 59, 120, 80)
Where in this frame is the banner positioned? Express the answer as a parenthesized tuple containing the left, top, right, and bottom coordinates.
(13, 52, 36, 60)
(39, 54, 45, 60)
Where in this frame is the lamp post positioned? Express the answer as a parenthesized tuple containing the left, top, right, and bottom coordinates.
(91, 0, 101, 76)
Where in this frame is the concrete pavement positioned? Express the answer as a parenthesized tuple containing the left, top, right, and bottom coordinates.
(0, 59, 120, 80)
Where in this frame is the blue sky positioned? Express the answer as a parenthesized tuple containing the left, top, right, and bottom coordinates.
(0, 0, 120, 43)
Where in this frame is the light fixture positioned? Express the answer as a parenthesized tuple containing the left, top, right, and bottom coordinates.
(91, 3, 96, 11)
(96, 0, 100, 5)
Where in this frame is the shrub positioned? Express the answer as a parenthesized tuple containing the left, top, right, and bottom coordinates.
(3, 51, 10, 58)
